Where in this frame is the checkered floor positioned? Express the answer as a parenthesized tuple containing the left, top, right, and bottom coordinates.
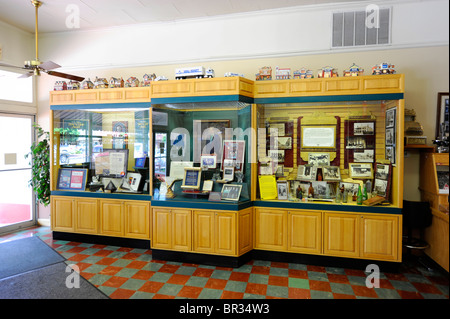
(1, 226, 448, 299)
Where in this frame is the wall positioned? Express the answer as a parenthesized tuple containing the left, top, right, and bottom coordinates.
(4, 0, 449, 219)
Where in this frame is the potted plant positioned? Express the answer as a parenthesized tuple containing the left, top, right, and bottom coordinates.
(25, 124, 50, 207)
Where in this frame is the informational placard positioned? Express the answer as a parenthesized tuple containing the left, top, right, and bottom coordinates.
(57, 168, 88, 191)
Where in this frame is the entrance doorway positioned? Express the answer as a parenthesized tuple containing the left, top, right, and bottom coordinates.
(0, 113, 35, 233)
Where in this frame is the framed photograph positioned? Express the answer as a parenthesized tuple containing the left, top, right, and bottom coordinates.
(375, 163, 391, 180)
(200, 155, 217, 169)
(385, 146, 395, 164)
(339, 181, 360, 194)
(120, 172, 142, 192)
(221, 184, 242, 201)
(354, 122, 374, 135)
(181, 167, 202, 190)
(202, 180, 214, 192)
(322, 166, 341, 181)
(297, 164, 317, 181)
(373, 163, 392, 198)
(277, 136, 292, 150)
(374, 179, 389, 197)
(277, 180, 288, 200)
(259, 162, 275, 175)
(346, 136, 366, 149)
(57, 168, 88, 191)
(223, 166, 234, 181)
(222, 140, 245, 172)
(385, 128, 395, 146)
(436, 92, 449, 138)
(353, 149, 374, 163)
(308, 152, 330, 166)
(312, 181, 328, 197)
(349, 163, 373, 179)
(112, 121, 128, 149)
(194, 119, 231, 164)
(386, 108, 396, 128)
(268, 149, 285, 162)
(301, 126, 336, 148)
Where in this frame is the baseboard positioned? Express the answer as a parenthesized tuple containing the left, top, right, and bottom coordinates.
(37, 218, 51, 227)
(52, 231, 150, 249)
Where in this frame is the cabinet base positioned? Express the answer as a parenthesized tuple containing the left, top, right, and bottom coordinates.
(52, 231, 150, 249)
(152, 249, 252, 268)
(252, 249, 401, 273)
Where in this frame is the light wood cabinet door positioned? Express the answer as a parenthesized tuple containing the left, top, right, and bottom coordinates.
(99, 200, 124, 237)
(238, 208, 253, 255)
(51, 196, 74, 232)
(152, 208, 172, 249)
(361, 214, 399, 261)
(324, 212, 359, 258)
(74, 198, 98, 234)
(288, 210, 322, 255)
(215, 212, 236, 256)
(193, 210, 215, 254)
(124, 201, 150, 239)
(254, 209, 287, 251)
(172, 209, 192, 251)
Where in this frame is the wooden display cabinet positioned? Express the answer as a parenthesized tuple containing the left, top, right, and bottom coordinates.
(419, 152, 449, 271)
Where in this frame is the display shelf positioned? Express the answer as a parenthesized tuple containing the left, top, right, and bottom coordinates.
(50, 87, 151, 105)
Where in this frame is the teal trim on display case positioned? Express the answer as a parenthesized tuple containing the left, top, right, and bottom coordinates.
(254, 93, 404, 104)
(150, 94, 254, 105)
(51, 102, 151, 110)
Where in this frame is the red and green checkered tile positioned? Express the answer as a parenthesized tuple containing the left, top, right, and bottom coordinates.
(1, 226, 448, 300)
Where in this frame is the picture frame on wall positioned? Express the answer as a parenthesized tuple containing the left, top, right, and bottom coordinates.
(435, 92, 449, 138)
(222, 140, 245, 172)
(354, 122, 374, 135)
(385, 146, 395, 164)
(349, 163, 373, 179)
(386, 108, 396, 128)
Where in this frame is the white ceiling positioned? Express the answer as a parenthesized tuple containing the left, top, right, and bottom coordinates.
(0, 0, 367, 33)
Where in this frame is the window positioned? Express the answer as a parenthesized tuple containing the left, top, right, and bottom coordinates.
(0, 70, 33, 103)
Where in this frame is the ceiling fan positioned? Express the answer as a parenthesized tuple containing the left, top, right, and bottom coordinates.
(0, 0, 84, 82)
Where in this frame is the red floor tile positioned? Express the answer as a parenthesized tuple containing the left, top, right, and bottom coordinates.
(351, 285, 379, 298)
(271, 262, 289, 268)
(412, 282, 443, 295)
(102, 276, 129, 288)
(289, 287, 311, 299)
(67, 254, 89, 262)
(251, 265, 270, 275)
(309, 280, 331, 292)
(159, 264, 180, 273)
(229, 272, 250, 282)
(397, 290, 424, 299)
(122, 252, 141, 260)
(268, 275, 289, 287)
(132, 270, 155, 281)
(333, 293, 356, 299)
(221, 291, 244, 299)
(93, 249, 113, 257)
(345, 269, 366, 277)
(139, 281, 164, 294)
(307, 265, 326, 273)
(288, 269, 308, 279)
(126, 260, 148, 269)
(66, 246, 87, 254)
(109, 288, 135, 299)
(153, 294, 175, 299)
(205, 278, 227, 290)
(327, 273, 350, 284)
(245, 283, 267, 295)
(168, 274, 190, 285)
(96, 257, 118, 265)
(99, 266, 122, 276)
(192, 268, 214, 277)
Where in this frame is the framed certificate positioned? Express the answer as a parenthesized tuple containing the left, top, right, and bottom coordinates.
(57, 168, 88, 191)
(301, 126, 336, 148)
(181, 167, 202, 190)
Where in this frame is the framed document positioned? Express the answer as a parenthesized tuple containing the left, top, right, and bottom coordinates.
(92, 149, 128, 177)
(181, 167, 202, 190)
(57, 168, 88, 191)
(258, 175, 278, 200)
(301, 126, 336, 148)
(277, 180, 288, 200)
(222, 140, 245, 172)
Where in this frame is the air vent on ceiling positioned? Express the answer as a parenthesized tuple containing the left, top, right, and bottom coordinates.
(332, 7, 391, 48)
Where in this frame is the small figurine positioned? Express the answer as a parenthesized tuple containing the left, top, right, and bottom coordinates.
(109, 77, 124, 88)
(275, 66, 291, 80)
(93, 77, 108, 89)
(81, 78, 94, 90)
(293, 68, 314, 79)
(125, 77, 140, 87)
(154, 76, 168, 81)
(318, 66, 338, 78)
(54, 81, 67, 91)
(297, 185, 303, 199)
(308, 182, 314, 198)
(142, 73, 156, 86)
(343, 63, 364, 77)
(255, 66, 272, 81)
(175, 66, 214, 80)
(67, 80, 80, 90)
(372, 63, 396, 75)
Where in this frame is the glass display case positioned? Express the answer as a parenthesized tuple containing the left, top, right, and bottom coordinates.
(51, 107, 150, 196)
(255, 99, 403, 208)
(150, 101, 252, 205)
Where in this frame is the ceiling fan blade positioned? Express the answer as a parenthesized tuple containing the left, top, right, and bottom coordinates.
(18, 72, 33, 78)
(46, 70, 84, 82)
(0, 62, 25, 70)
(39, 61, 61, 71)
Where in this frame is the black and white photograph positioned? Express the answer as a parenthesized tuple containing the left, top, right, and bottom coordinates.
(354, 122, 374, 135)
(221, 184, 242, 201)
(268, 149, 285, 162)
(277, 181, 288, 200)
(386, 146, 395, 163)
(375, 163, 390, 180)
(353, 149, 374, 163)
(297, 164, 317, 181)
(349, 163, 373, 179)
(322, 166, 341, 181)
(312, 181, 328, 197)
(386, 108, 396, 128)
(339, 182, 360, 194)
(374, 179, 388, 197)
(385, 128, 395, 145)
(346, 136, 366, 149)
(277, 136, 292, 149)
(308, 153, 330, 166)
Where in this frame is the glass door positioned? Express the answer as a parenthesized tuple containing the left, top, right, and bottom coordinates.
(0, 113, 35, 234)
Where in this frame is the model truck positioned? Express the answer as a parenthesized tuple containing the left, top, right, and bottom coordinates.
(175, 66, 215, 80)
